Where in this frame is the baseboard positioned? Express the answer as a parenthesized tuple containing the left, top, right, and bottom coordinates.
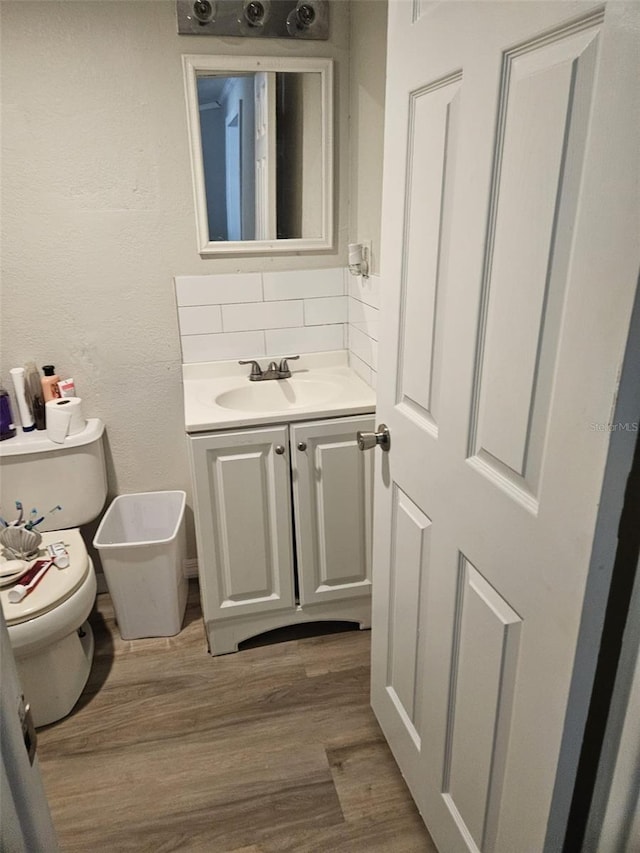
(96, 572, 109, 595)
(183, 558, 199, 579)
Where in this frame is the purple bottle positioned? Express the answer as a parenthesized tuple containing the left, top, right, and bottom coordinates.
(0, 388, 17, 441)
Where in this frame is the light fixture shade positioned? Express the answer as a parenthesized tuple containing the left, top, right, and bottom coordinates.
(286, 1, 329, 39)
(239, 0, 271, 31)
(191, 0, 217, 23)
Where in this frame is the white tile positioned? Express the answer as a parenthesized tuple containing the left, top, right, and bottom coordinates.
(349, 352, 374, 388)
(348, 325, 377, 369)
(175, 273, 262, 307)
(263, 268, 345, 301)
(304, 296, 348, 326)
(348, 272, 381, 309)
(222, 300, 303, 333)
(349, 297, 380, 341)
(265, 324, 345, 356)
(178, 305, 222, 336)
(181, 331, 265, 363)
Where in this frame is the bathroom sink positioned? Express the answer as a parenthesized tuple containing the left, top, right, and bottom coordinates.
(214, 378, 340, 412)
(182, 351, 376, 431)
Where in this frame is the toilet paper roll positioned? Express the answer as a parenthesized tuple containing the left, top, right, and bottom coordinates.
(45, 397, 86, 444)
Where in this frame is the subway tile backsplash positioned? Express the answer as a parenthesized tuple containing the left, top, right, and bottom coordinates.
(174, 267, 379, 391)
(177, 305, 222, 336)
(266, 324, 345, 356)
(175, 273, 262, 306)
(222, 300, 303, 333)
(181, 330, 265, 364)
(304, 295, 348, 326)
(347, 271, 380, 388)
(263, 268, 344, 301)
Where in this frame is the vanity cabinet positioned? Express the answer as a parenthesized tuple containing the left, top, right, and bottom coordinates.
(188, 413, 374, 654)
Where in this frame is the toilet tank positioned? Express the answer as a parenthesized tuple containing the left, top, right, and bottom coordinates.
(0, 419, 107, 531)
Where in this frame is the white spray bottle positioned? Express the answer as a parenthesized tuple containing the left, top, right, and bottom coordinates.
(9, 367, 35, 432)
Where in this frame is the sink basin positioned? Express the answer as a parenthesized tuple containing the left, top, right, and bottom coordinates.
(214, 378, 341, 412)
(183, 353, 377, 431)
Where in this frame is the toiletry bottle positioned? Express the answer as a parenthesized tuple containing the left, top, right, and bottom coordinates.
(0, 389, 16, 441)
(41, 365, 62, 403)
(10, 367, 35, 432)
(24, 362, 46, 430)
(57, 377, 76, 398)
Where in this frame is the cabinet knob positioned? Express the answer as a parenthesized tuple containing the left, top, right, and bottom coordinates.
(275, 445, 286, 455)
(297, 441, 307, 451)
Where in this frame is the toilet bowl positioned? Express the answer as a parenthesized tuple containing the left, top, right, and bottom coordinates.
(1, 529, 97, 727)
(0, 419, 107, 727)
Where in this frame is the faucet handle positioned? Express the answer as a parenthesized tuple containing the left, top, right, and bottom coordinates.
(239, 359, 263, 381)
(278, 355, 299, 377)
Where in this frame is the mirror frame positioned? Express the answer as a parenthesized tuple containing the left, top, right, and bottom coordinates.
(182, 54, 334, 256)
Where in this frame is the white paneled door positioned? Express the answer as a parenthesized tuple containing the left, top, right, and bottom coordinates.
(371, 2, 639, 852)
(254, 70, 276, 240)
(1, 612, 58, 851)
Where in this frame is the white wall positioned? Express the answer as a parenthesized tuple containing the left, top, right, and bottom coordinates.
(346, 0, 386, 387)
(349, 0, 387, 275)
(200, 106, 228, 240)
(0, 0, 352, 560)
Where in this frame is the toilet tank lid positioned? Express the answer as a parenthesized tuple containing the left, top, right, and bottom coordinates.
(0, 419, 104, 458)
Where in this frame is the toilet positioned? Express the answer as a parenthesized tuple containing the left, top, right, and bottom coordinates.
(0, 419, 107, 727)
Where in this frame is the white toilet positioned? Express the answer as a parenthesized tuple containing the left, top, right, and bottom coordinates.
(0, 420, 107, 727)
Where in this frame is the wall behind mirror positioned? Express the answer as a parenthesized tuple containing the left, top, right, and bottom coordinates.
(183, 55, 333, 256)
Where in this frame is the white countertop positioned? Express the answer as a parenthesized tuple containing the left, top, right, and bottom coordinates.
(182, 351, 376, 432)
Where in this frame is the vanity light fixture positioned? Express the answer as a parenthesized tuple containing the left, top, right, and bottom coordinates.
(191, 0, 216, 23)
(242, 0, 270, 28)
(176, 0, 329, 39)
(286, 1, 322, 35)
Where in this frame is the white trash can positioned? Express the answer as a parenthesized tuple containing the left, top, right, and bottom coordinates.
(93, 491, 187, 640)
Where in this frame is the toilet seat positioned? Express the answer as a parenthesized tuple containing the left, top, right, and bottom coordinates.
(1, 529, 89, 626)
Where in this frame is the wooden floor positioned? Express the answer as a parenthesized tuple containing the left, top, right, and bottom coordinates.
(37, 583, 437, 852)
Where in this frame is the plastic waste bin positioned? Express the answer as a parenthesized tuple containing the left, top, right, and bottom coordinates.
(93, 491, 187, 640)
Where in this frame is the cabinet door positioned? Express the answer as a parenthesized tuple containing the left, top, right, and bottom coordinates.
(291, 415, 374, 606)
(188, 425, 294, 622)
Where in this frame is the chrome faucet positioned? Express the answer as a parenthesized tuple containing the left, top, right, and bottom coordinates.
(239, 356, 299, 381)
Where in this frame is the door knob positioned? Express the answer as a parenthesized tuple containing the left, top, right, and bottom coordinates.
(275, 445, 286, 455)
(357, 424, 390, 452)
(297, 441, 307, 451)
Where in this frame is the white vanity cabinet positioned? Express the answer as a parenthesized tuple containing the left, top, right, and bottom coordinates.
(188, 413, 374, 654)
(290, 418, 373, 608)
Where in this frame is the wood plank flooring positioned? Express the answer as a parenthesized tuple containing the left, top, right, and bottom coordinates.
(37, 583, 437, 852)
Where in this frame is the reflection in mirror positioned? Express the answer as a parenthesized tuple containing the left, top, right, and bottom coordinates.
(183, 55, 333, 256)
(197, 72, 322, 242)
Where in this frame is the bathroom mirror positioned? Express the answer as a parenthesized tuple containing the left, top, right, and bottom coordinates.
(182, 55, 334, 256)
